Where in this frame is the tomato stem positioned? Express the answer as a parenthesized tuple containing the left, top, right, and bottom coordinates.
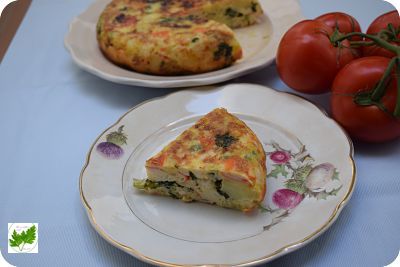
(387, 23, 400, 40)
(371, 57, 397, 102)
(394, 59, 400, 118)
(333, 25, 400, 119)
(353, 57, 399, 117)
(349, 40, 374, 48)
(334, 32, 400, 56)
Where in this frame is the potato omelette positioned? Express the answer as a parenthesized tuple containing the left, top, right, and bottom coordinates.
(97, 0, 264, 75)
(134, 108, 267, 211)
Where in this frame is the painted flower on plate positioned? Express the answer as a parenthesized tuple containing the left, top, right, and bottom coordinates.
(270, 151, 291, 164)
(97, 125, 127, 159)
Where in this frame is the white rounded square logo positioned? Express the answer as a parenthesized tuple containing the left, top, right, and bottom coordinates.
(8, 223, 38, 254)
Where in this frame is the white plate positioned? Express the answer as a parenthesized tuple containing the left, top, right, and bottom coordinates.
(80, 83, 356, 266)
(64, 0, 303, 88)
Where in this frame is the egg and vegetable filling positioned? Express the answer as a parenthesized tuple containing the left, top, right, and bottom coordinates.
(97, 0, 264, 75)
(134, 108, 267, 211)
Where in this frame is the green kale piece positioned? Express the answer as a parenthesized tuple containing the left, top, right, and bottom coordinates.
(215, 133, 237, 148)
(215, 180, 230, 199)
(214, 43, 233, 61)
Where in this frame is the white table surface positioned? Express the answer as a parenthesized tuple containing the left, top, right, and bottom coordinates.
(0, 0, 399, 266)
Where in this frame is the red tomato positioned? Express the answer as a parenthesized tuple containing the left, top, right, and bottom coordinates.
(276, 20, 355, 94)
(316, 12, 362, 57)
(363, 10, 400, 58)
(315, 12, 362, 41)
(331, 57, 400, 143)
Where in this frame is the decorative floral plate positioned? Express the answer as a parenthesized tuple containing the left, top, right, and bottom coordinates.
(80, 83, 356, 265)
(64, 0, 303, 88)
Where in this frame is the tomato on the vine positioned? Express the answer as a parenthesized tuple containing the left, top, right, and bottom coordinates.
(362, 10, 400, 58)
(315, 12, 362, 41)
(331, 56, 400, 143)
(276, 20, 355, 94)
(315, 12, 362, 57)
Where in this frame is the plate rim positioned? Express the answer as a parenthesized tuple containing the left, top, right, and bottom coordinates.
(79, 83, 357, 266)
(64, 0, 304, 88)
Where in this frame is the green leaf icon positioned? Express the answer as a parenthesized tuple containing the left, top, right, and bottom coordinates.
(24, 225, 36, 244)
(9, 225, 36, 251)
(9, 230, 23, 247)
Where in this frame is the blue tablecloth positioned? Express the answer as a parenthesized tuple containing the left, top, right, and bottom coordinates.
(1, 0, 399, 266)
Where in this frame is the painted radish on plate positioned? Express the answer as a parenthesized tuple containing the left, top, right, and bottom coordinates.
(305, 163, 335, 192)
(272, 189, 304, 210)
(97, 126, 127, 159)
